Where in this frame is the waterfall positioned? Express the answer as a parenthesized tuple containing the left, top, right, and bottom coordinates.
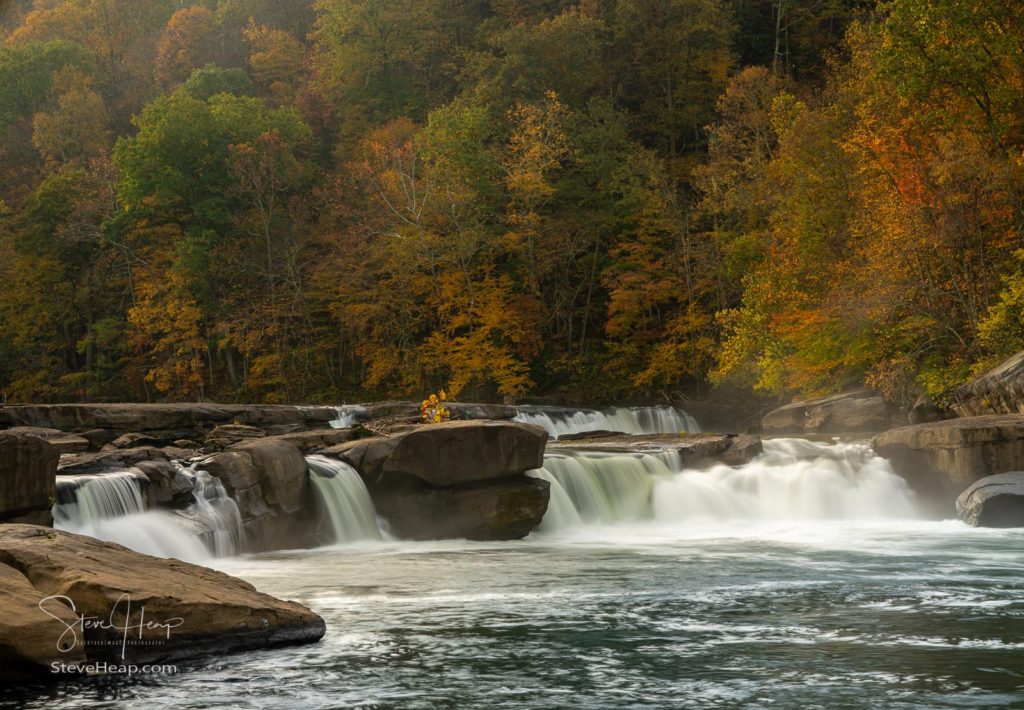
(652, 439, 917, 521)
(514, 405, 700, 438)
(530, 438, 917, 531)
(528, 452, 673, 525)
(54, 472, 208, 563)
(54, 471, 145, 525)
(306, 455, 382, 543)
(329, 405, 366, 428)
(184, 467, 245, 556)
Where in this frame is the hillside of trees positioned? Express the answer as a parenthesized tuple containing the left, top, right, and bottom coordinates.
(0, 0, 1021, 408)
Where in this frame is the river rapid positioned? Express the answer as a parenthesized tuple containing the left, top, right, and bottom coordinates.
(7, 438, 1024, 709)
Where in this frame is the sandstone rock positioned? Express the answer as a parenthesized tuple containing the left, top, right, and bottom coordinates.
(953, 350, 1024, 416)
(325, 420, 547, 487)
(205, 424, 266, 451)
(108, 432, 169, 449)
(1, 427, 90, 454)
(908, 394, 945, 424)
(956, 472, 1024, 527)
(368, 475, 550, 540)
(762, 391, 891, 435)
(0, 403, 337, 437)
(200, 441, 317, 550)
(58, 446, 194, 474)
(0, 525, 324, 682)
(0, 434, 58, 526)
(269, 428, 356, 452)
(227, 439, 309, 515)
(873, 415, 1024, 515)
(0, 560, 86, 682)
(132, 460, 195, 508)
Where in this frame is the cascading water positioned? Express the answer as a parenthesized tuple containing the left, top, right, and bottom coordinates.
(306, 455, 383, 542)
(329, 405, 366, 428)
(183, 466, 246, 556)
(530, 438, 917, 531)
(514, 405, 700, 438)
(53, 472, 208, 563)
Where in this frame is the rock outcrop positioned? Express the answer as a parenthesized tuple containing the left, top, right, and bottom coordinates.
(873, 415, 1024, 514)
(762, 391, 891, 435)
(323, 421, 549, 540)
(326, 420, 547, 487)
(0, 403, 337, 441)
(200, 439, 315, 550)
(953, 350, 1024, 416)
(955, 472, 1024, 527)
(368, 475, 550, 540)
(1, 426, 90, 454)
(0, 525, 324, 683)
(0, 434, 58, 526)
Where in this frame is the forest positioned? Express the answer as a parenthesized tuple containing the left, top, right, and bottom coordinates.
(0, 0, 1021, 408)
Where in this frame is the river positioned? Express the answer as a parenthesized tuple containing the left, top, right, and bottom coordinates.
(8, 438, 1024, 708)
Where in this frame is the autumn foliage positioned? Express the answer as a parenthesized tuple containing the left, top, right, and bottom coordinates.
(1, 0, 1018, 410)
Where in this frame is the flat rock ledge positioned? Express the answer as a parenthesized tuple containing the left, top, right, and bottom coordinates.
(873, 415, 1024, 515)
(0, 524, 325, 684)
(956, 472, 1024, 527)
(548, 433, 763, 467)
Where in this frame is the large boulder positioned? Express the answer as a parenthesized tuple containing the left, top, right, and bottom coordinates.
(954, 350, 1024, 416)
(0, 525, 324, 683)
(762, 391, 891, 435)
(956, 472, 1024, 527)
(205, 424, 266, 451)
(0, 434, 58, 525)
(202, 440, 315, 551)
(368, 475, 550, 541)
(322, 421, 549, 540)
(325, 420, 547, 487)
(873, 415, 1024, 515)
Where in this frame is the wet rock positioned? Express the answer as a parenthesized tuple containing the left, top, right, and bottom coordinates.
(367, 475, 550, 541)
(873, 415, 1024, 515)
(549, 433, 763, 468)
(0, 434, 58, 526)
(762, 391, 891, 435)
(0, 525, 325, 683)
(956, 472, 1024, 527)
(108, 432, 170, 449)
(202, 441, 316, 551)
(325, 420, 547, 488)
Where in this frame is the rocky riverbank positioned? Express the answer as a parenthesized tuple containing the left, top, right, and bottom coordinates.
(0, 524, 324, 684)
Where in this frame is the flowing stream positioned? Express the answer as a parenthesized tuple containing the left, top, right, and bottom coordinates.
(514, 405, 700, 438)
(19, 437, 1024, 708)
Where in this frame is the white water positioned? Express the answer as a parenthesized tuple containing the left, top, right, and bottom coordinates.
(186, 467, 245, 556)
(530, 438, 917, 531)
(329, 405, 366, 428)
(53, 471, 208, 563)
(306, 455, 383, 543)
(514, 405, 700, 438)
